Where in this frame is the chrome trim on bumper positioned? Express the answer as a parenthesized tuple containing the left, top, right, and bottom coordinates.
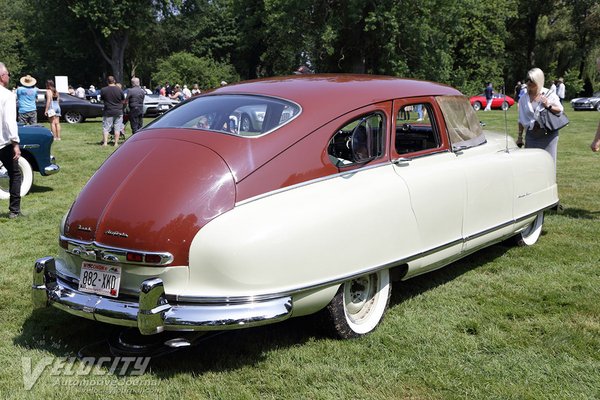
(32, 257, 293, 335)
(43, 164, 60, 175)
(60, 236, 174, 266)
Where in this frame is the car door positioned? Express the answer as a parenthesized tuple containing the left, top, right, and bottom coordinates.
(390, 98, 466, 277)
(435, 95, 515, 252)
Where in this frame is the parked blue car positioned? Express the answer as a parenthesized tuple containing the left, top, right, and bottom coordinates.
(0, 124, 59, 199)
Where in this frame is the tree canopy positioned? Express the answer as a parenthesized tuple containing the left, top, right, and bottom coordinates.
(0, 0, 597, 96)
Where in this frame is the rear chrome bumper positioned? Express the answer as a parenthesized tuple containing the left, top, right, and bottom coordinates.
(32, 257, 293, 335)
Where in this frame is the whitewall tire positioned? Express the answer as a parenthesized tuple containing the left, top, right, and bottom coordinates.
(0, 157, 34, 199)
(516, 211, 544, 246)
(326, 269, 391, 339)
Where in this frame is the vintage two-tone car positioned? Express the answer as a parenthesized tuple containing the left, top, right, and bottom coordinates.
(32, 75, 557, 339)
(0, 124, 59, 199)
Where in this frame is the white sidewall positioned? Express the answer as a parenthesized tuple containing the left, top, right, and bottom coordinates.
(0, 156, 33, 199)
(344, 269, 390, 334)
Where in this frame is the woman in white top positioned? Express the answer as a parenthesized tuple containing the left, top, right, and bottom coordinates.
(516, 68, 563, 171)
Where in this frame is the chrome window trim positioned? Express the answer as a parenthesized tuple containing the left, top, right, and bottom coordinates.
(235, 161, 391, 207)
(146, 93, 302, 139)
(236, 147, 452, 207)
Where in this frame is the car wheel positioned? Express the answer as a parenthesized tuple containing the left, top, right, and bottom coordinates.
(501, 101, 509, 111)
(325, 269, 391, 339)
(596, 103, 600, 112)
(64, 111, 84, 124)
(240, 113, 253, 132)
(473, 101, 482, 111)
(514, 211, 544, 246)
(0, 156, 34, 200)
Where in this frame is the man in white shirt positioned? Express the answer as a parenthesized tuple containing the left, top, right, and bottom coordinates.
(75, 85, 86, 99)
(182, 85, 192, 99)
(0, 62, 23, 218)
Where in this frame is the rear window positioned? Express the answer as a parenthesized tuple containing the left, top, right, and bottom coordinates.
(145, 94, 301, 137)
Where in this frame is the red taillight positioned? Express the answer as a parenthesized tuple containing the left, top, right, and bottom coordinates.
(144, 254, 162, 264)
(126, 252, 144, 262)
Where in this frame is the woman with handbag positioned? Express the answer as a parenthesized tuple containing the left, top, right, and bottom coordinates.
(516, 68, 563, 172)
(44, 79, 62, 140)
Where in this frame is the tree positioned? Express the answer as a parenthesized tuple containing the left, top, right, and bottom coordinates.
(65, 0, 173, 83)
(0, 0, 27, 79)
(151, 52, 239, 90)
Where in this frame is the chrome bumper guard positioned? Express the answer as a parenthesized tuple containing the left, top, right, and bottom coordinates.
(32, 257, 293, 335)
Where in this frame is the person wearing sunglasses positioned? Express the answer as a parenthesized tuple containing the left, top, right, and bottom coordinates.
(517, 68, 563, 168)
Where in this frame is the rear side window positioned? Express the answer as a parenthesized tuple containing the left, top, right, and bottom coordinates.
(436, 96, 485, 150)
(145, 94, 301, 137)
(395, 103, 440, 154)
(327, 113, 385, 167)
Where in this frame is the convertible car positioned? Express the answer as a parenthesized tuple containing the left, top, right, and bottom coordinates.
(0, 124, 59, 199)
(32, 75, 557, 339)
(570, 91, 600, 111)
(142, 94, 174, 117)
(469, 93, 515, 111)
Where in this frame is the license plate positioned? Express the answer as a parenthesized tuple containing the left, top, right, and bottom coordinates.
(159, 104, 168, 110)
(78, 262, 121, 298)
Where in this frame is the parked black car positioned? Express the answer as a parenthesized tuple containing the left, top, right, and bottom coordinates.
(36, 92, 104, 124)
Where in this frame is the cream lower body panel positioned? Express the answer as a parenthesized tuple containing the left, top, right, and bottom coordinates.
(187, 165, 422, 298)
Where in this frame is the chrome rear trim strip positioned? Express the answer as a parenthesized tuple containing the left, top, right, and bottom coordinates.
(61, 236, 174, 266)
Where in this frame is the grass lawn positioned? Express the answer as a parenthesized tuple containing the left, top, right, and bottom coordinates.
(1, 108, 599, 399)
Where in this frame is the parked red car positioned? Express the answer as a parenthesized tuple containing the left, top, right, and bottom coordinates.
(469, 93, 515, 111)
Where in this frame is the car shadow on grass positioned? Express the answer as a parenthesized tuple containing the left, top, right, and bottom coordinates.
(390, 241, 511, 305)
(558, 206, 600, 220)
(28, 183, 53, 194)
(17, 304, 328, 375)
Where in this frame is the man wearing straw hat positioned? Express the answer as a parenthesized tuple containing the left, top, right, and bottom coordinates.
(16, 74, 39, 125)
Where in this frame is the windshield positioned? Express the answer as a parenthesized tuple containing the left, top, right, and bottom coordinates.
(145, 94, 301, 137)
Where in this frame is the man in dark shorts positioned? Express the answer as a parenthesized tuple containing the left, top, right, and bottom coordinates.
(100, 76, 124, 146)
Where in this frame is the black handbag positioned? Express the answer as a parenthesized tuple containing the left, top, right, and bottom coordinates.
(539, 108, 569, 131)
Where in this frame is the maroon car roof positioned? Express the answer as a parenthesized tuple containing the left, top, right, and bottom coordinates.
(212, 74, 462, 115)
(142, 75, 463, 184)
